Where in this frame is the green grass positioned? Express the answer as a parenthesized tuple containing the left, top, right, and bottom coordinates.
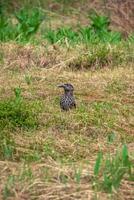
(0, 87, 42, 160)
(0, 15, 17, 42)
(44, 11, 122, 45)
(0, 1, 134, 199)
(15, 7, 44, 41)
(0, 7, 44, 42)
(0, 7, 133, 45)
(0, 87, 41, 130)
(0, 130, 15, 160)
(68, 42, 133, 69)
(93, 145, 133, 193)
(0, 67, 133, 199)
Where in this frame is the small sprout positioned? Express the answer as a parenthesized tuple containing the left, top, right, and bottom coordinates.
(25, 75, 32, 85)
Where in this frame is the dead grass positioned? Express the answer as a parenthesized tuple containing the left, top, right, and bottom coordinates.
(0, 1, 134, 198)
(0, 40, 134, 199)
(1, 42, 133, 72)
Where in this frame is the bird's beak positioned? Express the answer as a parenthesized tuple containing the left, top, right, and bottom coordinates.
(57, 84, 64, 88)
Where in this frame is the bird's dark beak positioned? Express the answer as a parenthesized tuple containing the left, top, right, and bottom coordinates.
(57, 84, 64, 88)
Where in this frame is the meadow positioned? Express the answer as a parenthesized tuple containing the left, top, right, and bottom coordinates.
(0, 1, 134, 199)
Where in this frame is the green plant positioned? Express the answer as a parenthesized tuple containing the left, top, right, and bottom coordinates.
(0, 87, 41, 130)
(19, 165, 33, 181)
(89, 10, 110, 33)
(22, 151, 41, 162)
(107, 132, 116, 144)
(93, 145, 133, 193)
(0, 7, 44, 42)
(94, 151, 103, 176)
(78, 26, 98, 44)
(74, 167, 82, 184)
(24, 74, 32, 85)
(88, 11, 121, 43)
(59, 172, 68, 184)
(43, 138, 59, 159)
(44, 27, 79, 44)
(105, 80, 127, 94)
(44, 11, 122, 45)
(69, 42, 130, 70)
(127, 33, 134, 43)
(3, 175, 15, 200)
(42, 167, 51, 183)
(0, 15, 17, 42)
(15, 7, 44, 41)
(0, 50, 4, 63)
(0, 131, 15, 160)
(44, 29, 57, 44)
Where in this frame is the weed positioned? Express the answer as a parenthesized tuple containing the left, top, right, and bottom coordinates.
(22, 151, 41, 162)
(78, 26, 98, 44)
(0, 2, 133, 199)
(68, 43, 132, 69)
(93, 145, 133, 193)
(127, 33, 134, 43)
(0, 7, 44, 42)
(74, 167, 82, 184)
(89, 10, 110, 33)
(3, 175, 15, 199)
(44, 12, 122, 45)
(15, 7, 44, 41)
(94, 151, 103, 176)
(0, 87, 42, 160)
(19, 165, 33, 181)
(0, 50, 4, 64)
(0, 131, 15, 160)
(107, 132, 116, 144)
(24, 74, 32, 85)
(105, 80, 127, 94)
(43, 138, 59, 159)
(59, 172, 68, 184)
(42, 167, 52, 183)
(0, 15, 17, 42)
(44, 27, 79, 44)
(75, 101, 118, 133)
(0, 87, 41, 130)
(88, 10, 122, 43)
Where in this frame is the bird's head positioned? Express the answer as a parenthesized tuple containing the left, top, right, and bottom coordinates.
(58, 83, 74, 93)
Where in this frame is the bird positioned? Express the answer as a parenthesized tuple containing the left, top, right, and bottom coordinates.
(58, 83, 76, 111)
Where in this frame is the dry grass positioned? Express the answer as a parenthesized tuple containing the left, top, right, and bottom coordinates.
(0, 1, 134, 198)
(0, 41, 134, 199)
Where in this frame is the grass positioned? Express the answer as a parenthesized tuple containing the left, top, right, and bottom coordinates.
(0, 56, 133, 198)
(44, 11, 123, 45)
(0, 87, 42, 160)
(0, 7, 44, 42)
(0, 6, 133, 45)
(93, 145, 133, 193)
(0, 87, 41, 131)
(0, 1, 134, 199)
(68, 42, 134, 69)
(0, 43, 134, 198)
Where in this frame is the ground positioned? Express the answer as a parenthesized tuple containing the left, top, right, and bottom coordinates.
(0, 1, 134, 199)
(0, 45, 134, 199)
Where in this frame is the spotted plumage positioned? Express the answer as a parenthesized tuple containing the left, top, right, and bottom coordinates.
(58, 83, 76, 111)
